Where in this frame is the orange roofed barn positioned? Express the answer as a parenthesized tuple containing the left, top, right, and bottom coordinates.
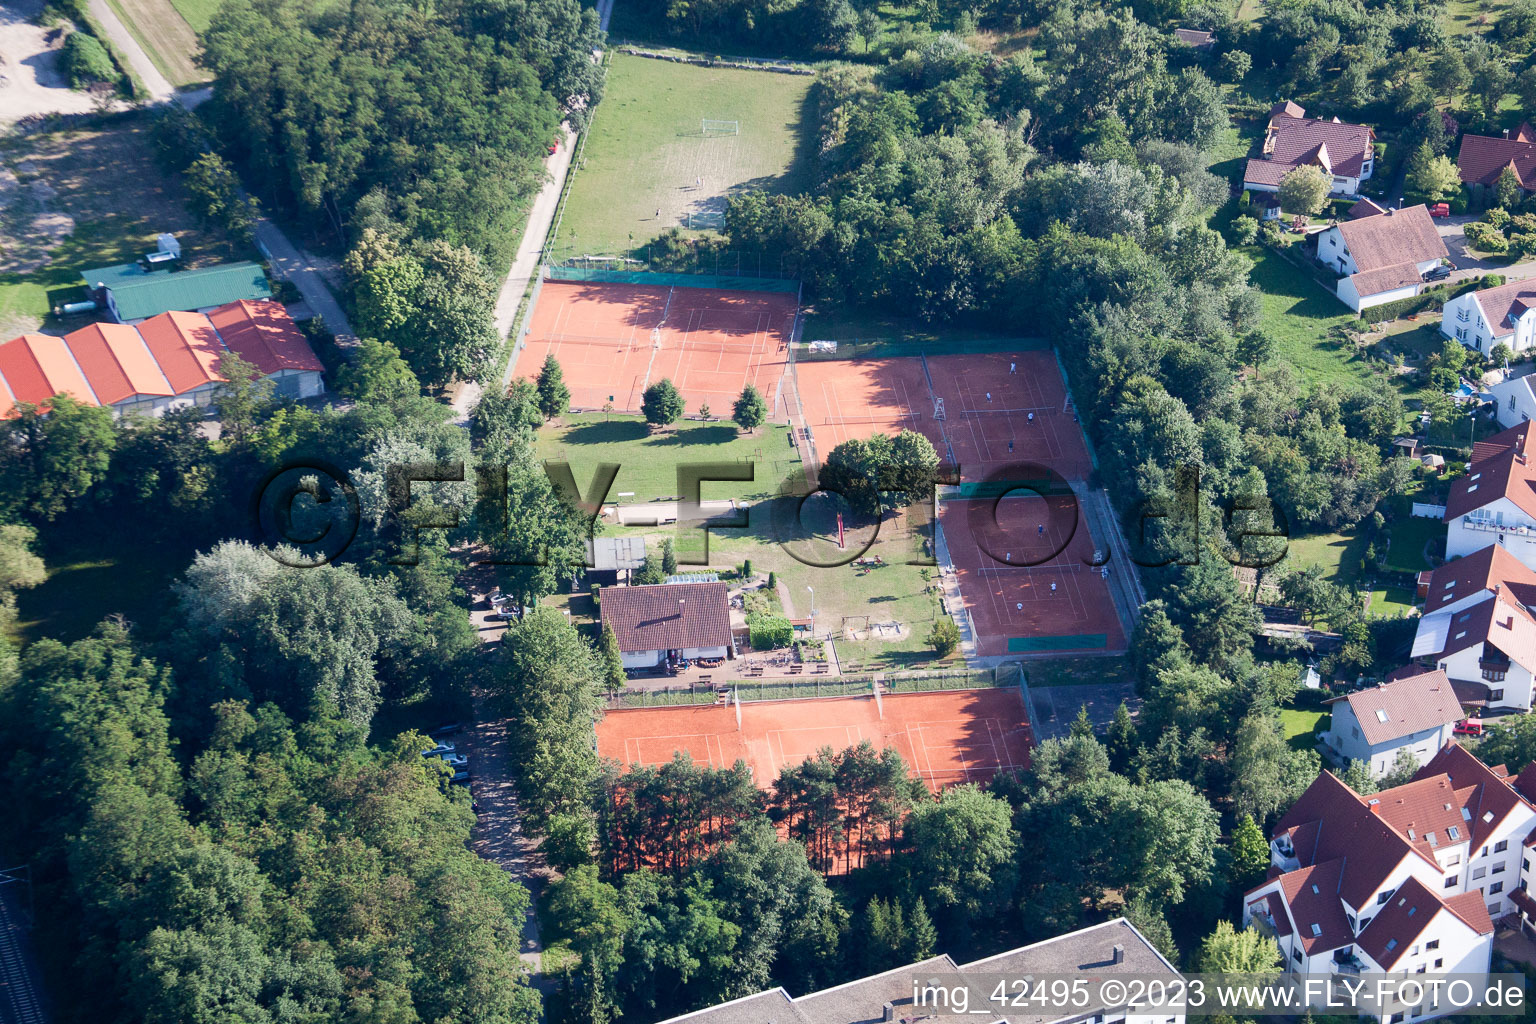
(0, 300, 324, 418)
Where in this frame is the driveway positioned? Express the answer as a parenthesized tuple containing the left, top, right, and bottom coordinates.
(1436, 215, 1536, 286)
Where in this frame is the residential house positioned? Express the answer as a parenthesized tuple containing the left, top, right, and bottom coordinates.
(1442, 423, 1536, 564)
(599, 581, 732, 669)
(1243, 103, 1376, 198)
(80, 260, 272, 324)
(650, 918, 1183, 1024)
(1323, 670, 1465, 777)
(1243, 745, 1536, 1018)
(1412, 542, 1536, 710)
(1491, 371, 1536, 429)
(1456, 123, 1536, 194)
(1443, 279, 1536, 359)
(0, 300, 324, 418)
(1313, 205, 1450, 312)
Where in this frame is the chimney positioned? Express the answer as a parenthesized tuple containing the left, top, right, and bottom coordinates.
(1112, 944, 1125, 964)
(883, 1002, 895, 1022)
(1505, 129, 1512, 139)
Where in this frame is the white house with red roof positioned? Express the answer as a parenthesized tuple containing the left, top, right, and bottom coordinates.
(1456, 123, 1536, 195)
(1244, 744, 1534, 1015)
(1243, 102, 1376, 198)
(1443, 280, 1536, 359)
(1323, 669, 1464, 777)
(1441, 423, 1536, 565)
(1412, 543, 1536, 710)
(1313, 204, 1450, 312)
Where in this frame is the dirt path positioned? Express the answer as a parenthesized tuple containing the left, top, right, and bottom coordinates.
(0, 0, 101, 123)
(86, 0, 174, 102)
(460, 567, 553, 991)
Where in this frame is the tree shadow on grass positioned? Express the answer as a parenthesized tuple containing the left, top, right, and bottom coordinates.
(562, 419, 651, 445)
(649, 424, 738, 446)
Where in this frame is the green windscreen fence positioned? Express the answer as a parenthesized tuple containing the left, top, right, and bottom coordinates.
(1008, 634, 1108, 652)
(939, 479, 1077, 500)
(546, 266, 799, 293)
(794, 336, 1050, 361)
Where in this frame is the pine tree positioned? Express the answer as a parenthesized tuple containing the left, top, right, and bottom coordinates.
(906, 898, 937, 961)
(642, 378, 684, 427)
(1070, 705, 1094, 739)
(598, 623, 626, 692)
(660, 538, 677, 576)
(536, 355, 570, 419)
(1230, 814, 1270, 886)
(1106, 701, 1138, 774)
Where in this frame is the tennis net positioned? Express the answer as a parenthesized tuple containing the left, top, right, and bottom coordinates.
(820, 412, 923, 426)
(975, 561, 1087, 575)
(947, 406, 1059, 419)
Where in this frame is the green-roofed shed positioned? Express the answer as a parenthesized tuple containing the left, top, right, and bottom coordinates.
(80, 261, 272, 323)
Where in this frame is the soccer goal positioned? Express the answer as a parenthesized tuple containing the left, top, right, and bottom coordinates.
(702, 119, 740, 136)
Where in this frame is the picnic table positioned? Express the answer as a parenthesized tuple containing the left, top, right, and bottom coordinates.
(698, 674, 713, 685)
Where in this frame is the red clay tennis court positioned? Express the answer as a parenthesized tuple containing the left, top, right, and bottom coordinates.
(597, 688, 1032, 792)
(511, 280, 796, 414)
(940, 494, 1127, 656)
(792, 357, 944, 452)
(926, 351, 1093, 483)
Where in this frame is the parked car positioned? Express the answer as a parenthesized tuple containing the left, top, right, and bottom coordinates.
(429, 722, 463, 738)
(1423, 264, 1452, 282)
(440, 753, 469, 769)
(450, 771, 472, 786)
(422, 742, 456, 758)
(1429, 202, 1451, 218)
(1454, 719, 1484, 737)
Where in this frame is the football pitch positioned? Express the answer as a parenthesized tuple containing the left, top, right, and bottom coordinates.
(553, 52, 816, 258)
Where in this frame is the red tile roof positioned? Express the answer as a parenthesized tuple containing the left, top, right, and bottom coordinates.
(1464, 279, 1536, 337)
(1423, 544, 1536, 614)
(1334, 205, 1448, 273)
(0, 334, 99, 413)
(1349, 262, 1427, 298)
(135, 311, 225, 394)
(600, 582, 732, 653)
(1348, 197, 1387, 219)
(207, 299, 324, 376)
(1330, 670, 1462, 745)
(1244, 113, 1375, 187)
(62, 322, 173, 406)
(1276, 860, 1355, 954)
(1457, 133, 1536, 188)
(1373, 773, 1473, 857)
(1358, 877, 1473, 970)
(1275, 771, 1423, 908)
(1471, 421, 1534, 464)
(1419, 742, 1533, 849)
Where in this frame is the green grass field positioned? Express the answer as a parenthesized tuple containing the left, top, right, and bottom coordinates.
(534, 414, 802, 503)
(103, 0, 206, 87)
(14, 528, 185, 644)
(1383, 514, 1441, 573)
(1281, 708, 1329, 752)
(610, 496, 951, 673)
(554, 52, 815, 257)
(169, 0, 223, 32)
(1245, 246, 1373, 388)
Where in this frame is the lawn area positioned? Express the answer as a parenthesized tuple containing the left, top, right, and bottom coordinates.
(1244, 246, 1372, 388)
(169, 0, 222, 32)
(13, 527, 187, 645)
(610, 496, 953, 673)
(103, 0, 205, 87)
(535, 413, 802, 503)
(1382, 513, 1440, 573)
(1285, 527, 1369, 586)
(0, 113, 251, 336)
(1445, 0, 1504, 36)
(555, 52, 816, 258)
(1367, 583, 1417, 620)
(1281, 708, 1329, 752)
